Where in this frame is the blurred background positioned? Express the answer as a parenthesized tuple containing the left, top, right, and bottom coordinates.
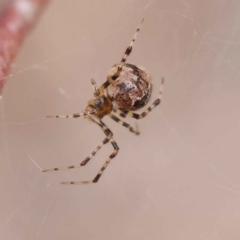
(1, 0, 240, 239)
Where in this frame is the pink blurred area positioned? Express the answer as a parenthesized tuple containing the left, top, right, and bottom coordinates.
(1, 1, 240, 240)
(0, 0, 50, 93)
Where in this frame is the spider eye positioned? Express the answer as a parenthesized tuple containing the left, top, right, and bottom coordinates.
(94, 98, 104, 106)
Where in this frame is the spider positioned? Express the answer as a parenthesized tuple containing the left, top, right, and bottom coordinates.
(42, 19, 164, 184)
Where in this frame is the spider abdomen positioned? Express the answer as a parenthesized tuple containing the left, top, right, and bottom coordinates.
(107, 63, 152, 111)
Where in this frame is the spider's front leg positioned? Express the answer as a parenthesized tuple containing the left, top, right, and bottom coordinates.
(61, 138, 119, 184)
(61, 118, 119, 184)
(42, 118, 114, 173)
(46, 111, 95, 119)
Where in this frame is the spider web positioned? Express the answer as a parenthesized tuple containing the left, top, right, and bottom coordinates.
(1, 0, 240, 239)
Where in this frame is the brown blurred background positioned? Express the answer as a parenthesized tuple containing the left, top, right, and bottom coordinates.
(1, 0, 240, 239)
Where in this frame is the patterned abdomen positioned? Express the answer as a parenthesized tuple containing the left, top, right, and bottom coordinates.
(107, 63, 152, 111)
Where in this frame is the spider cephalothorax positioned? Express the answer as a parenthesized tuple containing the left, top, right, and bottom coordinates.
(86, 94, 113, 119)
(43, 19, 164, 185)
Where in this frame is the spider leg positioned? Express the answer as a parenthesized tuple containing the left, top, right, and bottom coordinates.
(42, 135, 111, 172)
(99, 66, 123, 92)
(42, 117, 113, 172)
(46, 111, 94, 119)
(112, 108, 127, 118)
(98, 18, 144, 92)
(121, 18, 144, 63)
(108, 113, 140, 135)
(116, 77, 164, 120)
(61, 119, 119, 184)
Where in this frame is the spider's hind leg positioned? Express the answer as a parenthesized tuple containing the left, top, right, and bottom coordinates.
(99, 18, 144, 92)
(121, 18, 144, 63)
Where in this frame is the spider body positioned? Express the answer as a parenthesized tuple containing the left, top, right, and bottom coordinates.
(43, 19, 164, 185)
(107, 63, 152, 111)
